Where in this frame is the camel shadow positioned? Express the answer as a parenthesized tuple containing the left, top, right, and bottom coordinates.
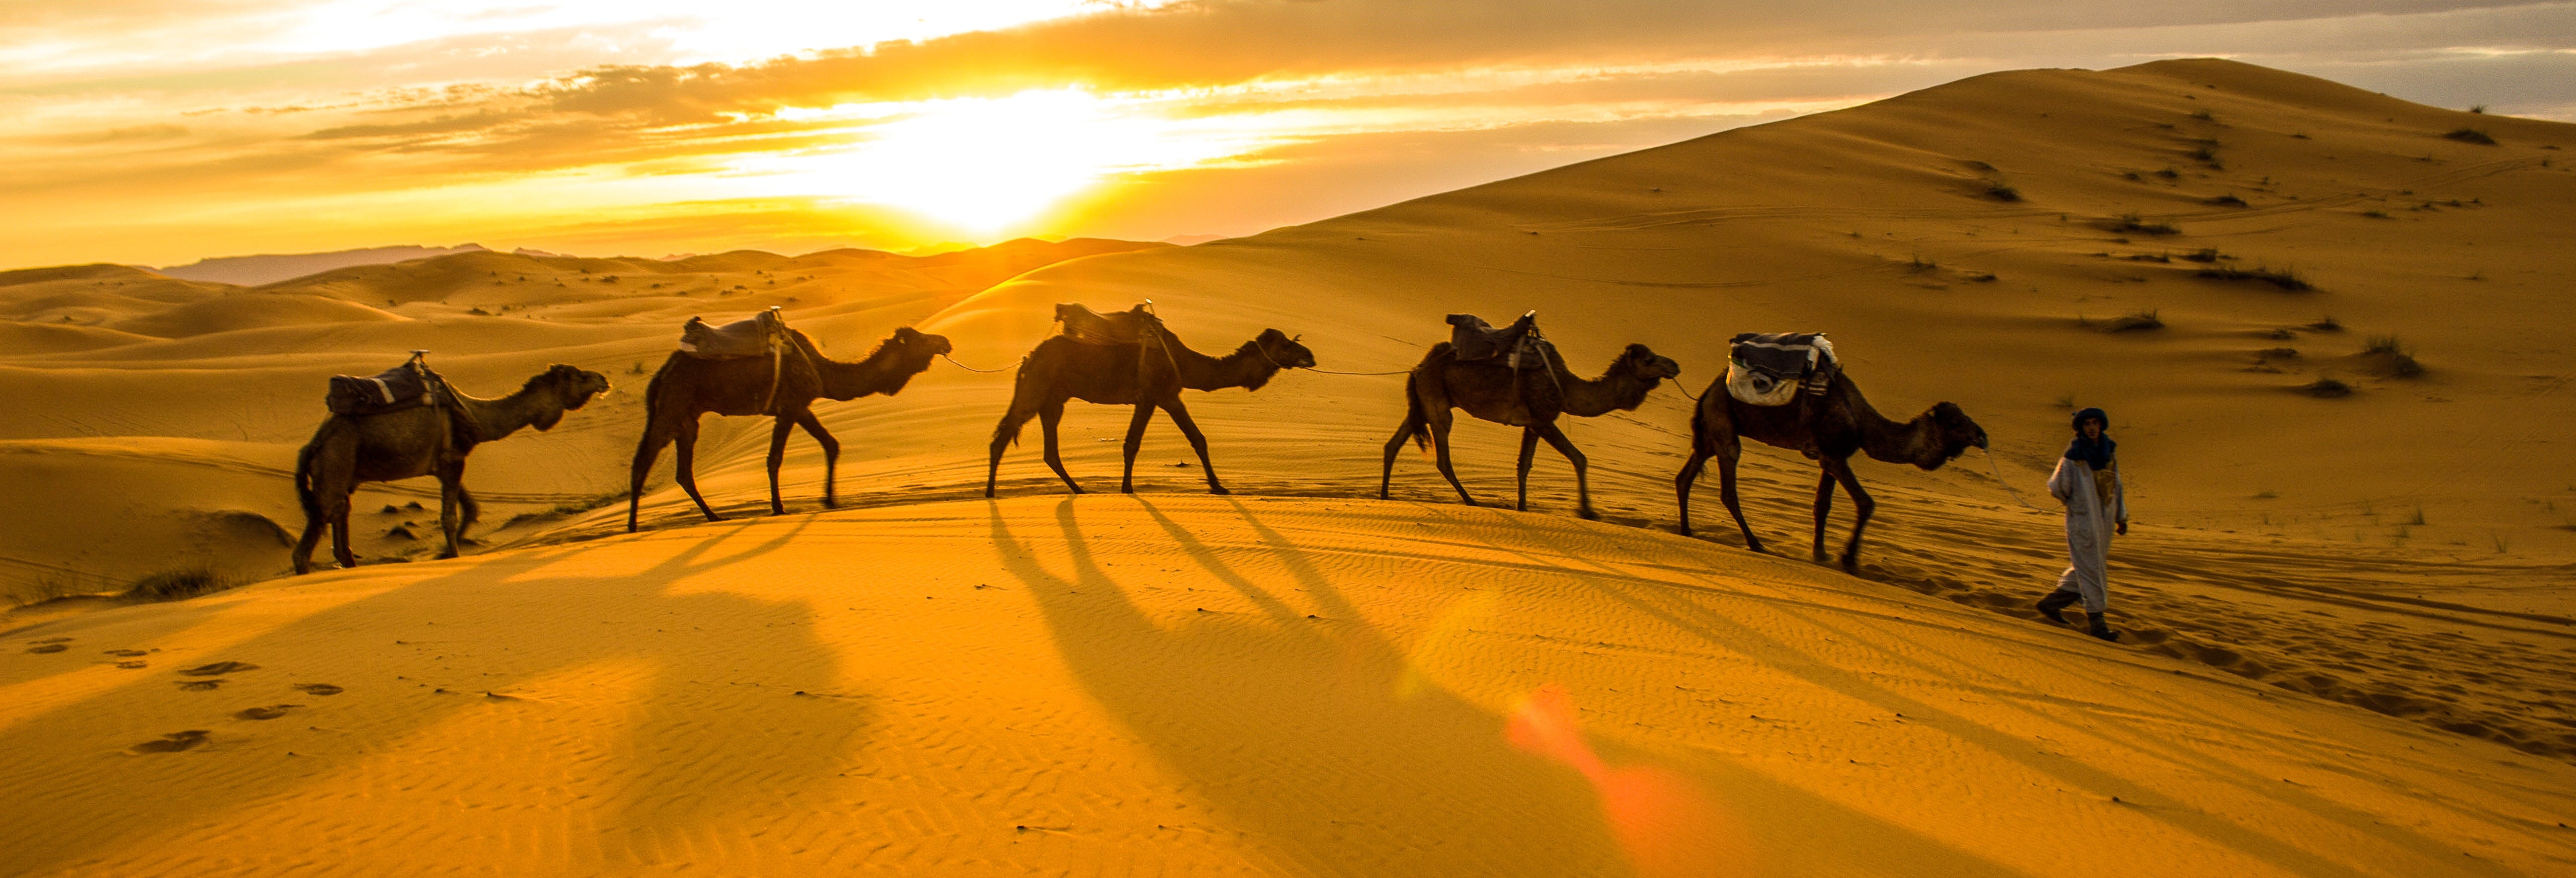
(0, 521, 869, 875)
(993, 496, 2019, 876)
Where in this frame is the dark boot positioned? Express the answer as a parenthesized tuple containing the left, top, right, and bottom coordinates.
(2035, 590, 2080, 625)
(2086, 612, 2120, 642)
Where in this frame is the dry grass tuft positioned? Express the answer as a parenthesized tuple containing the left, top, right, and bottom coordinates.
(2443, 128, 2497, 145)
(2109, 213, 2180, 236)
(2101, 309, 2164, 332)
(128, 568, 227, 602)
(2197, 265, 2311, 291)
(2300, 378, 2354, 398)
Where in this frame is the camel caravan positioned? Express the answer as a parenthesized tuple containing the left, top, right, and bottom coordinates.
(290, 302, 1987, 584)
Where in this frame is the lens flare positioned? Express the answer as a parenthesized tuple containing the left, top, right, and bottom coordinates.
(1508, 685, 1752, 878)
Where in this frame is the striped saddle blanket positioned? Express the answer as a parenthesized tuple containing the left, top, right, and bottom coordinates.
(1725, 332, 1837, 406)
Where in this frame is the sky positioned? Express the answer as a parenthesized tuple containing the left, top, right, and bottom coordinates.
(3, 0, 2571, 268)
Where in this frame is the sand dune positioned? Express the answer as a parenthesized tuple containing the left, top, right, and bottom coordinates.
(4, 59, 2575, 875)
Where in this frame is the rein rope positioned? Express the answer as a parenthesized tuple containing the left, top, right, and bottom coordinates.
(1981, 447, 2048, 512)
(940, 353, 1014, 374)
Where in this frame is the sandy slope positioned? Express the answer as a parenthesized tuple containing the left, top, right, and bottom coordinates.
(3, 58, 2576, 875)
(5, 497, 2572, 877)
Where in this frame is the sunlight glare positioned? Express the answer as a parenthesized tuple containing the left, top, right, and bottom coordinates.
(740, 89, 1277, 234)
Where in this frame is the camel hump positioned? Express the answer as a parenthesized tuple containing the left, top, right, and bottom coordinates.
(679, 307, 788, 360)
(1725, 332, 1838, 407)
(1054, 302, 1161, 346)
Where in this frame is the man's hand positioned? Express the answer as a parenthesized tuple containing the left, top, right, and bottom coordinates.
(2116, 521, 2128, 536)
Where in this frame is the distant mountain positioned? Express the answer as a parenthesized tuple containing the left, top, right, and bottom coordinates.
(158, 243, 489, 286)
(1161, 234, 1230, 246)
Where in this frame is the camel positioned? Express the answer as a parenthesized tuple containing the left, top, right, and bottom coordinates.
(628, 326, 951, 532)
(985, 326, 1313, 496)
(1379, 341, 1680, 520)
(1674, 370, 1986, 571)
(294, 364, 610, 573)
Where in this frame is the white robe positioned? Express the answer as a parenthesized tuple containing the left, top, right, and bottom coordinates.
(2047, 456, 2125, 613)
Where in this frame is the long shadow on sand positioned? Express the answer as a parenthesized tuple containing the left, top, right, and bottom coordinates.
(0, 521, 868, 875)
(991, 497, 2020, 877)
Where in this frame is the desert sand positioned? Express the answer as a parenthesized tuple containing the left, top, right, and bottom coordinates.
(4, 59, 2575, 876)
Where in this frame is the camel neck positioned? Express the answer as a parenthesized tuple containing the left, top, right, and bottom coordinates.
(453, 383, 559, 444)
(1558, 354, 1658, 417)
(1171, 338, 1283, 392)
(1847, 381, 1940, 466)
(812, 338, 926, 400)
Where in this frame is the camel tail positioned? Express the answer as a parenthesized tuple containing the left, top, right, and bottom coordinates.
(990, 356, 1036, 449)
(1402, 371, 1431, 452)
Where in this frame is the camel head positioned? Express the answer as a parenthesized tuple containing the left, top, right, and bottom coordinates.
(1617, 343, 1683, 383)
(887, 325, 955, 362)
(1255, 328, 1316, 370)
(527, 364, 611, 430)
(1915, 401, 1987, 469)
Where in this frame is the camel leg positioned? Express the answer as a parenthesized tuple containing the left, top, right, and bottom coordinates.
(1428, 409, 1475, 507)
(456, 487, 482, 546)
(1531, 420, 1595, 520)
(795, 409, 840, 509)
(1119, 402, 1155, 494)
(766, 415, 795, 515)
(1825, 457, 1876, 573)
(629, 418, 676, 533)
(329, 494, 357, 571)
(1516, 428, 1540, 511)
(1675, 446, 1709, 537)
(1040, 401, 1084, 494)
(1715, 445, 1765, 554)
(436, 462, 466, 560)
(1810, 470, 1838, 563)
(293, 493, 329, 575)
(674, 419, 723, 522)
(1379, 409, 1424, 499)
(1161, 399, 1227, 495)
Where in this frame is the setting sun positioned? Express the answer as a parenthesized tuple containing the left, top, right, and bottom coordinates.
(734, 89, 1276, 234)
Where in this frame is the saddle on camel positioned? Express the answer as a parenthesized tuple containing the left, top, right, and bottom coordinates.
(324, 349, 478, 437)
(1446, 311, 1556, 424)
(1723, 331, 1838, 409)
(677, 306, 809, 413)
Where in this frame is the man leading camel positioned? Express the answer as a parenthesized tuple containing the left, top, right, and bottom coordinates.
(2036, 407, 2125, 642)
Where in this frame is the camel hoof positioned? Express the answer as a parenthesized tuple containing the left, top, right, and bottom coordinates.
(435, 551, 459, 560)
(1209, 486, 1231, 496)
(822, 498, 839, 509)
(1576, 508, 1600, 522)
(704, 514, 726, 523)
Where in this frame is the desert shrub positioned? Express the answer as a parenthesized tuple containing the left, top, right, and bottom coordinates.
(2310, 315, 2343, 332)
(129, 568, 225, 601)
(2182, 247, 2222, 263)
(2109, 214, 2180, 236)
(2443, 128, 2496, 145)
(1984, 183, 2021, 202)
(2360, 209, 2389, 219)
(2207, 194, 2247, 207)
(2301, 378, 2353, 398)
(2196, 265, 2311, 291)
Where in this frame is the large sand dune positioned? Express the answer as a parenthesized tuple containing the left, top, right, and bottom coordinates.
(4, 59, 2575, 875)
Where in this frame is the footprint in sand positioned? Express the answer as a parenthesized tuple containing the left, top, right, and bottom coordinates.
(26, 644, 67, 654)
(293, 683, 343, 696)
(234, 705, 303, 720)
(116, 660, 147, 669)
(126, 730, 210, 754)
(180, 661, 258, 676)
(104, 649, 147, 657)
(177, 680, 222, 691)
